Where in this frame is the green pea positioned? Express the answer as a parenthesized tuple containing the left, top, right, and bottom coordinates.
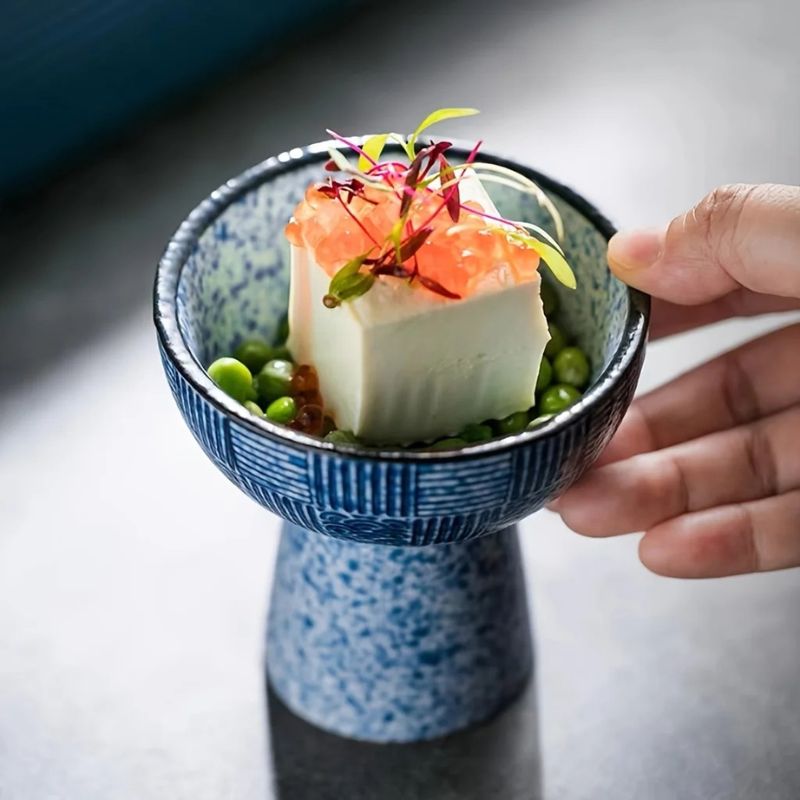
(208, 357, 255, 403)
(539, 384, 582, 415)
(544, 322, 568, 359)
(275, 314, 290, 345)
(553, 346, 590, 389)
(325, 430, 359, 445)
(527, 413, 555, 429)
(536, 355, 553, 393)
(461, 423, 494, 443)
(243, 400, 265, 417)
(540, 280, 560, 317)
(233, 338, 274, 373)
(270, 344, 293, 362)
(255, 358, 294, 403)
(429, 437, 467, 450)
(495, 411, 530, 436)
(265, 396, 297, 424)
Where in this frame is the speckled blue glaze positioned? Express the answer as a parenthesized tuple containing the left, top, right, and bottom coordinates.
(154, 140, 649, 742)
(267, 523, 531, 741)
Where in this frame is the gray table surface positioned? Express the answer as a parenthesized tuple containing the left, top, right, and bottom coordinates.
(1, 0, 799, 797)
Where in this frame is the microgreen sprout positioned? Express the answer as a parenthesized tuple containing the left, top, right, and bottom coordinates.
(309, 108, 575, 306)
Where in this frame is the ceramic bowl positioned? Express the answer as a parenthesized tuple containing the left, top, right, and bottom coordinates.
(154, 141, 649, 742)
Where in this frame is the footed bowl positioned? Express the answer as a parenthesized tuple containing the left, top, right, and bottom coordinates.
(154, 140, 649, 742)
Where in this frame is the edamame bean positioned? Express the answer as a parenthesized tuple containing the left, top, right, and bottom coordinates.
(527, 413, 555, 429)
(207, 357, 255, 403)
(495, 410, 529, 435)
(243, 400, 264, 417)
(255, 358, 294, 403)
(270, 344, 292, 362)
(325, 430, 359, 445)
(461, 423, 493, 442)
(539, 384, 582, 415)
(544, 322, 567, 359)
(234, 338, 273, 373)
(553, 346, 590, 389)
(429, 437, 467, 450)
(265, 396, 297, 424)
(536, 355, 553, 393)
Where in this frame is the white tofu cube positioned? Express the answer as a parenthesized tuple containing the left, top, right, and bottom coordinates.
(287, 177, 550, 444)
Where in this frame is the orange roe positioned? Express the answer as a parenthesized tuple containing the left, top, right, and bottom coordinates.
(284, 179, 540, 298)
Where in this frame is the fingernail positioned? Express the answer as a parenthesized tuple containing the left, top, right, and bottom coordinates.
(608, 228, 665, 272)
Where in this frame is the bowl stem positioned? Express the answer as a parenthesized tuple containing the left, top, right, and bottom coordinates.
(266, 522, 533, 742)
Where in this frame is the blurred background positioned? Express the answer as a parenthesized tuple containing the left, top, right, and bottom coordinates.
(1, 0, 798, 798)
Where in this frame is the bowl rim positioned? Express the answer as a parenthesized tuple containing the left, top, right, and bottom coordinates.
(154, 138, 650, 463)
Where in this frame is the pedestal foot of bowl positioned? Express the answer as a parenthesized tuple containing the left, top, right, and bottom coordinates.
(266, 522, 532, 743)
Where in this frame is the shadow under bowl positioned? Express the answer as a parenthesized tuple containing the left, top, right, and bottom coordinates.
(154, 140, 649, 742)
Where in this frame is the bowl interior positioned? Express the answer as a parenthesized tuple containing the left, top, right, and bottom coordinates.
(176, 150, 626, 393)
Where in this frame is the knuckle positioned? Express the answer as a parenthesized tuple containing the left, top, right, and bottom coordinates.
(701, 183, 749, 219)
(742, 423, 780, 498)
(667, 456, 691, 515)
(733, 504, 762, 573)
(719, 351, 760, 427)
(692, 184, 756, 270)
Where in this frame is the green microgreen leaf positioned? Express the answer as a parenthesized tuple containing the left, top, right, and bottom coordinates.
(326, 147, 353, 173)
(336, 272, 375, 300)
(461, 162, 564, 240)
(511, 220, 564, 254)
(358, 133, 389, 171)
(407, 107, 479, 156)
(389, 218, 404, 262)
(330, 253, 369, 296)
(386, 132, 414, 161)
(507, 232, 576, 289)
(323, 149, 397, 190)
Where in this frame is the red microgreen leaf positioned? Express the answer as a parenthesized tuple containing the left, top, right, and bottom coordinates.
(417, 274, 461, 299)
(397, 226, 433, 262)
(335, 192, 379, 245)
(326, 129, 376, 168)
(439, 155, 460, 222)
(400, 153, 424, 217)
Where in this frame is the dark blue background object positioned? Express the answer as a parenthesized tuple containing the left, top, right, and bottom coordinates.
(0, 0, 356, 195)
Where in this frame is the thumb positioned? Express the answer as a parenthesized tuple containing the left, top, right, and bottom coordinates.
(607, 183, 800, 305)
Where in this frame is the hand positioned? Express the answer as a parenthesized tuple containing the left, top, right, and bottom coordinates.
(551, 184, 800, 578)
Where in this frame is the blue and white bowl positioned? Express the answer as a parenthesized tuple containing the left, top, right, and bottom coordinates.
(154, 141, 649, 742)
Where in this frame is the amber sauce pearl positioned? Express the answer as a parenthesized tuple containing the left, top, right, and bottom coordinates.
(290, 365, 318, 395)
(291, 403, 324, 435)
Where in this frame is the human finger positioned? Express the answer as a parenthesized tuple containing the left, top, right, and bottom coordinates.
(639, 490, 800, 577)
(556, 404, 800, 537)
(596, 322, 800, 466)
(608, 183, 800, 304)
(648, 292, 800, 340)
